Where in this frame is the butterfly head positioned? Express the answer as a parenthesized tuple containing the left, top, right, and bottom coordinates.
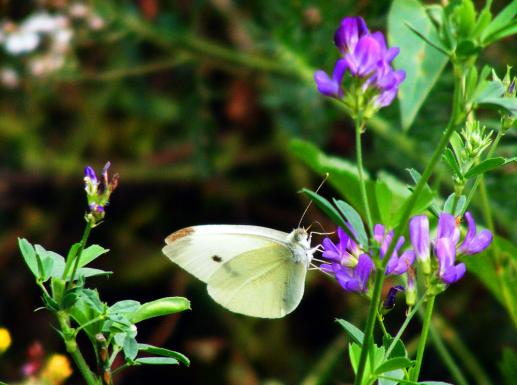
(287, 228, 315, 267)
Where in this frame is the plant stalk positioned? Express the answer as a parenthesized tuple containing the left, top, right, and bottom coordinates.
(67, 220, 93, 287)
(354, 65, 465, 385)
(355, 117, 374, 236)
(57, 311, 100, 385)
(411, 295, 436, 381)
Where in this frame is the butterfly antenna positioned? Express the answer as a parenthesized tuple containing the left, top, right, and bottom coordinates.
(298, 173, 329, 229)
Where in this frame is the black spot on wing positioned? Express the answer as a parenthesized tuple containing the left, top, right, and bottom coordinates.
(212, 255, 223, 262)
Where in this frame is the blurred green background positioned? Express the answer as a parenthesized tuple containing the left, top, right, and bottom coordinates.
(0, 0, 516, 384)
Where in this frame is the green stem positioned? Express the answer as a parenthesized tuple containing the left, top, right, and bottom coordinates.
(67, 220, 93, 287)
(377, 312, 389, 339)
(354, 65, 465, 385)
(57, 311, 100, 385)
(411, 295, 436, 381)
(355, 117, 374, 236)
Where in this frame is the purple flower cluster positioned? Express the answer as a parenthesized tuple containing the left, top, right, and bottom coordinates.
(84, 162, 119, 221)
(410, 212, 492, 284)
(321, 211, 492, 294)
(314, 17, 405, 111)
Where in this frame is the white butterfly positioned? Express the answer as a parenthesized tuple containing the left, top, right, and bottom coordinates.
(162, 225, 317, 318)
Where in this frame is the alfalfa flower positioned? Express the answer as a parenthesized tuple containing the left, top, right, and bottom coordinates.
(314, 16, 405, 118)
(373, 224, 415, 275)
(84, 162, 118, 223)
(320, 226, 374, 293)
(409, 211, 492, 284)
(40, 354, 73, 385)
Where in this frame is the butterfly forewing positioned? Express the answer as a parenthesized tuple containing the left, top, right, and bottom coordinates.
(207, 244, 306, 318)
(162, 225, 290, 283)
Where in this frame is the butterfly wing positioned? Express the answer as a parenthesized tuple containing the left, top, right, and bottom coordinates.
(162, 225, 290, 283)
(207, 244, 306, 318)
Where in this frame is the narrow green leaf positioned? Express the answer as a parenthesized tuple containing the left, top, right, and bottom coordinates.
(482, 1, 517, 43)
(76, 267, 113, 279)
(383, 335, 407, 359)
(388, 0, 449, 129)
(464, 157, 506, 178)
(62, 242, 81, 279)
(18, 238, 39, 277)
(332, 199, 368, 247)
(129, 297, 191, 323)
(442, 148, 462, 177)
(135, 357, 179, 365)
(78, 245, 109, 268)
(138, 344, 190, 366)
(375, 357, 414, 374)
(378, 369, 405, 385)
(348, 342, 362, 374)
(336, 319, 364, 345)
(302, 189, 358, 242)
(483, 19, 517, 45)
(379, 377, 452, 385)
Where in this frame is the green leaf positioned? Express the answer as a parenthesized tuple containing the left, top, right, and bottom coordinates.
(388, 0, 449, 130)
(375, 357, 414, 374)
(442, 148, 462, 178)
(110, 300, 141, 314)
(378, 377, 452, 385)
(499, 348, 517, 385)
(336, 319, 364, 345)
(128, 297, 190, 323)
(482, 1, 517, 44)
(383, 335, 407, 359)
(332, 199, 368, 247)
(452, 0, 477, 38)
(348, 342, 362, 374)
(378, 369, 405, 385)
(477, 97, 517, 116)
(138, 344, 190, 366)
(18, 238, 39, 277)
(375, 180, 393, 227)
(62, 242, 81, 279)
(290, 139, 366, 213)
(123, 336, 138, 361)
(483, 19, 517, 45)
(464, 157, 506, 178)
(78, 245, 109, 268)
(76, 267, 113, 279)
(134, 357, 179, 365)
(302, 189, 356, 241)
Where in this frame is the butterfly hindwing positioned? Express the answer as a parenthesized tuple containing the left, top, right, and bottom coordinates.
(207, 244, 306, 318)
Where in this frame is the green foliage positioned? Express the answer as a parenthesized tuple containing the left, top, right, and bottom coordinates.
(388, 0, 449, 130)
(499, 348, 517, 385)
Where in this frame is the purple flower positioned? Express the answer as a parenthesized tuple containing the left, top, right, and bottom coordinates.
(84, 166, 99, 195)
(321, 226, 360, 267)
(383, 285, 404, 310)
(334, 16, 369, 54)
(458, 212, 493, 255)
(435, 238, 466, 284)
(321, 226, 373, 293)
(83, 162, 119, 222)
(322, 254, 374, 293)
(344, 35, 381, 77)
(408, 211, 492, 284)
(409, 215, 431, 273)
(373, 224, 415, 275)
(314, 15, 405, 113)
(314, 59, 347, 98)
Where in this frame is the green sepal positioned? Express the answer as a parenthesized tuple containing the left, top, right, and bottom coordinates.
(51, 278, 66, 304)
